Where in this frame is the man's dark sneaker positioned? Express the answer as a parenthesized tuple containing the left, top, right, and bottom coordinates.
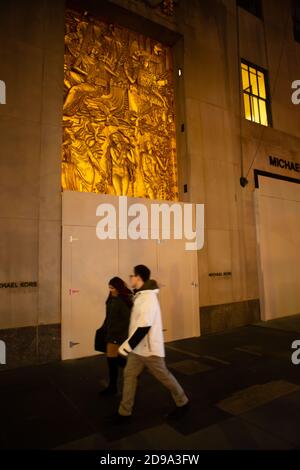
(166, 401, 190, 420)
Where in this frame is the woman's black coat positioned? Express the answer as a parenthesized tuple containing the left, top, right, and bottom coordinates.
(105, 295, 132, 344)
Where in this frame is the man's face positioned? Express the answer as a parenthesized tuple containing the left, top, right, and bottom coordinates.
(130, 274, 139, 289)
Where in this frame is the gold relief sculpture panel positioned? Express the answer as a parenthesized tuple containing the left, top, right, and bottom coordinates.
(62, 9, 178, 201)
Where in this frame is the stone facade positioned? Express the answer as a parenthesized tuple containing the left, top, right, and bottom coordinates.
(0, 0, 300, 367)
(0, 0, 64, 365)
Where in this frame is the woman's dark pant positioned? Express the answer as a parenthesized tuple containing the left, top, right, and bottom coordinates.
(106, 343, 127, 389)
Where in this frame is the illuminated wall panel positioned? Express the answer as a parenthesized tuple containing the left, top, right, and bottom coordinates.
(62, 9, 178, 200)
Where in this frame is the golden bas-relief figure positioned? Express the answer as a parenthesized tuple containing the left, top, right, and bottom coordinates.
(62, 9, 178, 200)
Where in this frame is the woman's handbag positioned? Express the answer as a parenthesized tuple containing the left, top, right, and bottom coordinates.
(94, 323, 107, 353)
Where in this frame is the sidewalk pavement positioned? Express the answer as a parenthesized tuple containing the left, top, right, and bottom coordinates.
(1, 315, 300, 450)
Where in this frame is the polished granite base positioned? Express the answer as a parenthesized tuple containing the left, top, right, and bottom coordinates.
(200, 299, 260, 335)
(0, 323, 61, 370)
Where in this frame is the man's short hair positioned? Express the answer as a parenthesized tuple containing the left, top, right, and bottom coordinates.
(134, 264, 151, 282)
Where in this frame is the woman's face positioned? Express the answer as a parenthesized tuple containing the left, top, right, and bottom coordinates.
(109, 285, 118, 297)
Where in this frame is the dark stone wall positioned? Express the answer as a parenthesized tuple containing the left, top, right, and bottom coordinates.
(0, 324, 61, 371)
(200, 300, 261, 335)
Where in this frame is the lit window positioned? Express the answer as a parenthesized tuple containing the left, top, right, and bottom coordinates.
(237, 0, 262, 18)
(241, 61, 271, 126)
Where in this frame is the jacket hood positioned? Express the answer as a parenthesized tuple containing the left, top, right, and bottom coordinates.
(135, 279, 159, 293)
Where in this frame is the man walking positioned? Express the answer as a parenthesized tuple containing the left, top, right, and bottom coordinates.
(117, 264, 189, 421)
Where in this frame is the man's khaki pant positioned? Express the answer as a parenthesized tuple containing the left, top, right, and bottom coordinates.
(118, 352, 189, 416)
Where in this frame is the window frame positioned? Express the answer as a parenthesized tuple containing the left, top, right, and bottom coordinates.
(241, 59, 272, 127)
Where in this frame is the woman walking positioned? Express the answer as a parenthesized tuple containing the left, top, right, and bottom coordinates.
(100, 277, 133, 396)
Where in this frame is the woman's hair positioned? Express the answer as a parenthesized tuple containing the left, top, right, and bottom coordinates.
(107, 277, 133, 308)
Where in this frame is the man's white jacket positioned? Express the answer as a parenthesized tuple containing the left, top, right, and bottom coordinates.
(119, 283, 165, 358)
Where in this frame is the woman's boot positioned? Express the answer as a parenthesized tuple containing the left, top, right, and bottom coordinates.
(99, 357, 119, 396)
